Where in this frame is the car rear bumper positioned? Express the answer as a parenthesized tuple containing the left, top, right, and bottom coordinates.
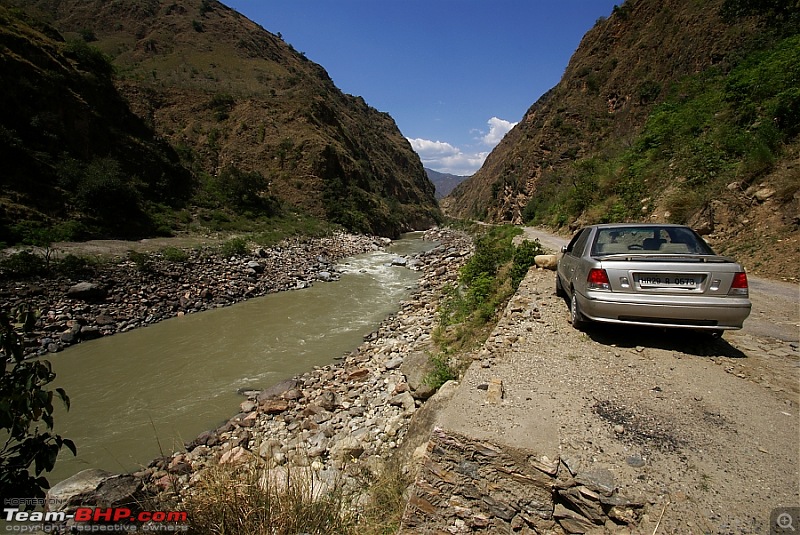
(577, 290, 752, 330)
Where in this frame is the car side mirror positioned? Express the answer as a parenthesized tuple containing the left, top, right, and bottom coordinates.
(561, 245, 568, 253)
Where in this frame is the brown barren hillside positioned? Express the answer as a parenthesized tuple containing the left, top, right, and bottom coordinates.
(444, 0, 799, 281)
(1, 0, 440, 240)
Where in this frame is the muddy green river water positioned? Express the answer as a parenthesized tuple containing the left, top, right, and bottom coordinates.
(47, 233, 434, 484)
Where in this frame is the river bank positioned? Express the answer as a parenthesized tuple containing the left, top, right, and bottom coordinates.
(1, 232, 388, 358)
(43, 228, 473, 523)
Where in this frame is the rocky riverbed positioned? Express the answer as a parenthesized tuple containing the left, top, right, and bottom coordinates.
(45, 228, 475, 520)
(1, 232, 389, 358)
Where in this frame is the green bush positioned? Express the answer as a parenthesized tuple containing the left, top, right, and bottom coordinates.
(0, 251, 46, 279)
(220, 237, 249, 257)
(161, 247, 189, 263)
(423, 353, 458, 390)
(510, 239, 544, 289)
(128, 250, 152, 272)
(56, 254, 96, 278)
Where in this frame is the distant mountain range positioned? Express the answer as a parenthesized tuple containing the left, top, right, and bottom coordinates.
(424, 168, 470, 200)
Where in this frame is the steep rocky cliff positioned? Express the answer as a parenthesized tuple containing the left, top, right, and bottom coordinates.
(1, 0, 440, 240)
(444, 0, 798, 279)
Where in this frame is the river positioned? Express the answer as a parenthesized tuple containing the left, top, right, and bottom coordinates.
(47, 233, 435, 485)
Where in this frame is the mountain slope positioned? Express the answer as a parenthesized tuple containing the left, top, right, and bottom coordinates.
(425, 168, 469, 200)
(1, 0, 440, 241)
(0, 5, 193, 239)
(443, 0, 799, 279)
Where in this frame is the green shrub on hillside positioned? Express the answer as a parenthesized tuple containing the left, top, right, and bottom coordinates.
(438, 226, 525, 331)
(523, 33, 800, 228)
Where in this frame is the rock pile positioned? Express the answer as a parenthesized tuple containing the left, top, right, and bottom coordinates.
(1, 233, 385, 358)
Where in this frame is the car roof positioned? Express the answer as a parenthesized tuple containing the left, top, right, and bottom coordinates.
(586, 223, 693, 230)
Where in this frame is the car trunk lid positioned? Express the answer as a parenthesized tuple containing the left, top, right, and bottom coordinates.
(596, 255, 745, 296)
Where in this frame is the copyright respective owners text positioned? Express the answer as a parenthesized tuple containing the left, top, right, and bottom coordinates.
(772, 507, 800, 535)
(3, 499, 189, 533)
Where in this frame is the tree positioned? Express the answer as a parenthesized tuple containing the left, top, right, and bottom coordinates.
(0, 307, 75, 507)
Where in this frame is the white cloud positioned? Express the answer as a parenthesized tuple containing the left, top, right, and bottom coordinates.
(481, 116, 517, 146)
(407, 137, 485, 176)
(407, 138, 460, 158)
(406, 116, 518, 176)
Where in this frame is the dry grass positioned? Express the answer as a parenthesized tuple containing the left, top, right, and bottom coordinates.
(184, 459, 356, 535)
(180, 456, 412, 535)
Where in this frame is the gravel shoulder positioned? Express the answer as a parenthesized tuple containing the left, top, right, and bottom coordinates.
(420, 227, 799, 534)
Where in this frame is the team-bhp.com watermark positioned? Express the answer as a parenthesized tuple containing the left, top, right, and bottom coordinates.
(3, 499, 188, 533)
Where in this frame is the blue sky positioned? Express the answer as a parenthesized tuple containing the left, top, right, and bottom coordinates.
(221, 1, 620, 175)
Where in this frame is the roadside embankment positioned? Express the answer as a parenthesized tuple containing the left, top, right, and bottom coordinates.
(400, 266, 799, 534)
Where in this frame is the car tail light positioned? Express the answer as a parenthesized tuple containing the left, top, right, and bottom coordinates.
(587, 268, 611, 290)
(729, 272, 749, 296)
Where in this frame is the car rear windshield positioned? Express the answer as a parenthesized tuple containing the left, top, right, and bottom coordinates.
(591, 227, 715, 256)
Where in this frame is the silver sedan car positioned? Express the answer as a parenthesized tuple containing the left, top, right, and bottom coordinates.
(556, 224, 751, 334)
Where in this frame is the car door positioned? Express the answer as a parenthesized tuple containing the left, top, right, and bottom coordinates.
(559, 228, 591, 294)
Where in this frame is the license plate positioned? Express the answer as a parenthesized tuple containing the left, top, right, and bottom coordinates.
(636, 274, 699, 288)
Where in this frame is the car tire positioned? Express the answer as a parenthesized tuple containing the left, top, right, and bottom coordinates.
(555, 273, 566, 298)
(570, 291, 585, 329)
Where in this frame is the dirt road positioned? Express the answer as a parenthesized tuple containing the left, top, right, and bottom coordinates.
(428, 227, 799, 533)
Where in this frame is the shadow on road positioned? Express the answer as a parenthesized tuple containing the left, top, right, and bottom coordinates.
(581, 322, 747, 358)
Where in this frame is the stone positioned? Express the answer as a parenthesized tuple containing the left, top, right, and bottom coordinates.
(246, 261, 265, 273)
(401, 351, 438, 400)
(47, 469, 113, 512)
(534, 254, 558, 270)
(347, 368, 370, 381)
(80, 326, 102, 340)
(66, 282, 106, 302)
(261, 399, 289, 414)
(329, 436, 365, 461)
(389, 391, 416, 413)
(559, 486, 606, 524)
(315, 390, 338, 411)
(754, 187, 775, 202)
(220, 446, 248, 464)
(575, 469, 616, 496)
(625, 454, 646, 468)
(384, 355, 404, 370)
(486, 377, 503, 403)
(46, 470, 141, 513)
(257, 379, 301, 403)
(554, 503, 598, 534)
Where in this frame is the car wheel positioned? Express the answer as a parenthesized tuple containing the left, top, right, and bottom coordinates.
(555, 272, 566, 297)
(570, 291, 584, 329)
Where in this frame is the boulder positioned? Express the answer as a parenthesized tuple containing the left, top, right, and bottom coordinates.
(257, 378, 302, 403)
(246, 261, 265, 274)
(400, 351, 437, 400)
(534, 254, 558, 270)
(46, 469, 142, 513)
(66, 282, 106, 302)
